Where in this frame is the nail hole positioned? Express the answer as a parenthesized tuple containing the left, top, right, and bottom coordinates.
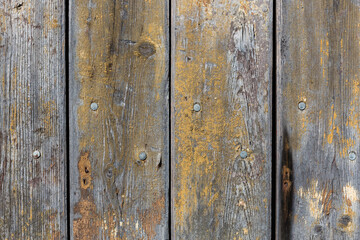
(14, 2, 23, 10)
(157, 156, 163, 169)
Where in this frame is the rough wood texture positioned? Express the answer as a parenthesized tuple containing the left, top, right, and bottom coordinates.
(69, 0, 169, 239)
(0, 0, 67, 239)
(277, 0, 360, 239)
(171, 0, 273, 239)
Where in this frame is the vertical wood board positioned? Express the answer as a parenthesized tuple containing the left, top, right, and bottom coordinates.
(0, 0, 67, 238)
(69, 0, 169, 239)
(171, 0, 273, 239)
(277, 0, 360, 239)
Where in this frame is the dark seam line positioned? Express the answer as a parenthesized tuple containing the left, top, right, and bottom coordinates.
(271, 0, 277, 239)
(65, 0, 70, 239)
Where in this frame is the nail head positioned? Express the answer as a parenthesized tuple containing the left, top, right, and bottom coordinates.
(139, 151, 147, 161)
(349, 151, 357, 161)
(298, 101, 306, 111)
(90, 102, 99, 111)
(240, 151, 248, 159)
(193, 103, 201, 112)
(33, 150, 41, 159)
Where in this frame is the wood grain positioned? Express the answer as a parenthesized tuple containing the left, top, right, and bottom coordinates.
(69, 0, 169, 239)
(0, 0, 67, 239)
(276, 0, 360, 239)
(171, 0, 273, 239)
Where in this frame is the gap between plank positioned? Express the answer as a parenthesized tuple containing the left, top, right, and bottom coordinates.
(271, 0, 277, 239)
(65, 0, 70, 238)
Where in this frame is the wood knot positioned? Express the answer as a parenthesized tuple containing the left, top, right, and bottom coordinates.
(138, 42, 156, 57)
(105, 166, 113, 179)
(339, 215, 351, 227)
(314, 224, 323, 233)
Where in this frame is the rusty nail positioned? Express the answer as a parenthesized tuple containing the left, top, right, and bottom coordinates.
(193, 103, 201, 112)
(139, 151, 147, 161)
(349, 151, 357, 161)
(298, 101, 306, 111)
(90, 102, 99, 111)
(33, 150, 41, 159)
(240, 151, 248, 159)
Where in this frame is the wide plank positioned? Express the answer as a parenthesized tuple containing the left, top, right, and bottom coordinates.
(0, 0, 67, 238)
(69, 0, 169, 239)
(171, 0, 273, 239)
(276, 0, 360, 239)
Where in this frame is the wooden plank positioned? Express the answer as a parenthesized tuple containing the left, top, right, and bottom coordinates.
(0, 0, 67, 239)
(171, 0, 273, 239)
(69, 0, 169, 239)
(276, 0, 360, 238)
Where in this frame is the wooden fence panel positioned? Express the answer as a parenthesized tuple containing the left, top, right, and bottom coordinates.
(3, 0, 359, 238)
(0, 0, 67, 239)
(276, 0, 360, 239)
(171, 0, 273, 239)
(69, 0, 169, 239)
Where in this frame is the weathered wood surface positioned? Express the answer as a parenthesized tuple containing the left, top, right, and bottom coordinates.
(171, 0, 273, 239)
(276, 0, 360, 239)
(0, 0, 67, 239)
(69, 0, 169, 239)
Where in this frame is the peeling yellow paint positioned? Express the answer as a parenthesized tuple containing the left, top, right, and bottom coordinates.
(338, 184, 358, 235)
(50, 19, 60, 29)
(73, 0, 167, 238)
(343, 184, 358, 203)
(174, 0, 271, 237)
(297, 180, 330, 219)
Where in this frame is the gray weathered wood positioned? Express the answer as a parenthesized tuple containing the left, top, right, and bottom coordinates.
(0, 0, 67, 238)
(171, 0, 273, 239)
(69, 0, 169, 239)
(277, 0, 360, 239)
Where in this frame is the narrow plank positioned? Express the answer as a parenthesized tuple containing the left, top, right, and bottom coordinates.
(171, 0, 273, 239)
(69, 0, 169, 239)
(0, 0, 67, 238)
(277, 0, 360, 239)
